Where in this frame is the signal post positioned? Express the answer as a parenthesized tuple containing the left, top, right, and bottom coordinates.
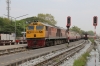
(93, 16, 98, 40)
(66, 16, 71, 44)
(93, 16, 98, 66)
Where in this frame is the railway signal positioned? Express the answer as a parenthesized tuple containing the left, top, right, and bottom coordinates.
(93, 16, 98, 27)
(93, 16, 98, 41)
(66, 16, 71, 44)
(66, 16, 71, 28)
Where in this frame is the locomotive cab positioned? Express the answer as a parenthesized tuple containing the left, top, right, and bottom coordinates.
(26, 22, 46, 48)
(26, 22, 45, 38)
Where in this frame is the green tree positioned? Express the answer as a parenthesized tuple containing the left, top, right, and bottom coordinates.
(21, 13, 57, 26)
(87, 30, 94, 36)
(0, 17, 24, 36)
(0, 17, 13, 32)
(70, 26, 81, 34)
(0, 17, 4, 26)
(15, 20, 26, 37)
(81, 30, 86, 34)
(37, 13, 57, 25)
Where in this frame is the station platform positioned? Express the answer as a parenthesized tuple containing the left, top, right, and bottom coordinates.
(0, 44, 27, 50)
(0, 44, 27, 56)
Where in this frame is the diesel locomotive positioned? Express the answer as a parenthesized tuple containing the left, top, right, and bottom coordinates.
(26, 21, 82, 48)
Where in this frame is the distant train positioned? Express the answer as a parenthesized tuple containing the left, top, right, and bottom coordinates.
(26, 21, 86, 48)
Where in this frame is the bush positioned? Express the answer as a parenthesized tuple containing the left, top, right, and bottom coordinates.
(73, 52, 89, 66)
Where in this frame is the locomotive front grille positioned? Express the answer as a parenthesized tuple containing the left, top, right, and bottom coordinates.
(34, 40, 37, 45)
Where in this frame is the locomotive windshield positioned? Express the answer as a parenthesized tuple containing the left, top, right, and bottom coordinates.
(36, 25, 44, 30)
(28, 26, 34, 30)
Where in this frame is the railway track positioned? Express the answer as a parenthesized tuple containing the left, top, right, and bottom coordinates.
(39, 41, 87, 66)
(0, 40, 83, 56)
(0, 40, 85, 66)
(19, 40, 88, 66)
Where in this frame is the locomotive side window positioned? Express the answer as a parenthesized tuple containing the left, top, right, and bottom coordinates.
(46, 26, 48, 31)
(28, 26, 34, 30)
(36, 25, 44, 30)
(49, 28, 51, 35)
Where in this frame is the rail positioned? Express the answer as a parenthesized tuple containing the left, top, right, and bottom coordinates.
(5, 40, 86, 66)
(34, 41, 86, 66)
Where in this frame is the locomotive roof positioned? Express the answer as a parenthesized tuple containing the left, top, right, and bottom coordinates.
(54, 26, 66, 29)
(41, 22, 66, 29)
(41, 22, 54, 27)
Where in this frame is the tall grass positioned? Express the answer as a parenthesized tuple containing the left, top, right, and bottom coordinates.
(73, 52, 90, 66)
(73, 38, 94, 66)
(89, 38, 94, 43)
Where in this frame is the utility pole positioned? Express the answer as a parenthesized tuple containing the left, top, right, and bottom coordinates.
(6, 0, 11, 19)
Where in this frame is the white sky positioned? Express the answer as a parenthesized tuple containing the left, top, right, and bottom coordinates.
(0, 0, 100, 35)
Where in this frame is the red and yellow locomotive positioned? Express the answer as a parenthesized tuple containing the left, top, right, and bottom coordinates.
(26, 21, 81, 48)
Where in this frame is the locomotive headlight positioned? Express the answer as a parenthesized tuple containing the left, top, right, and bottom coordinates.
(27, 31, 31, 33)
(39, 31, 43, 33)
